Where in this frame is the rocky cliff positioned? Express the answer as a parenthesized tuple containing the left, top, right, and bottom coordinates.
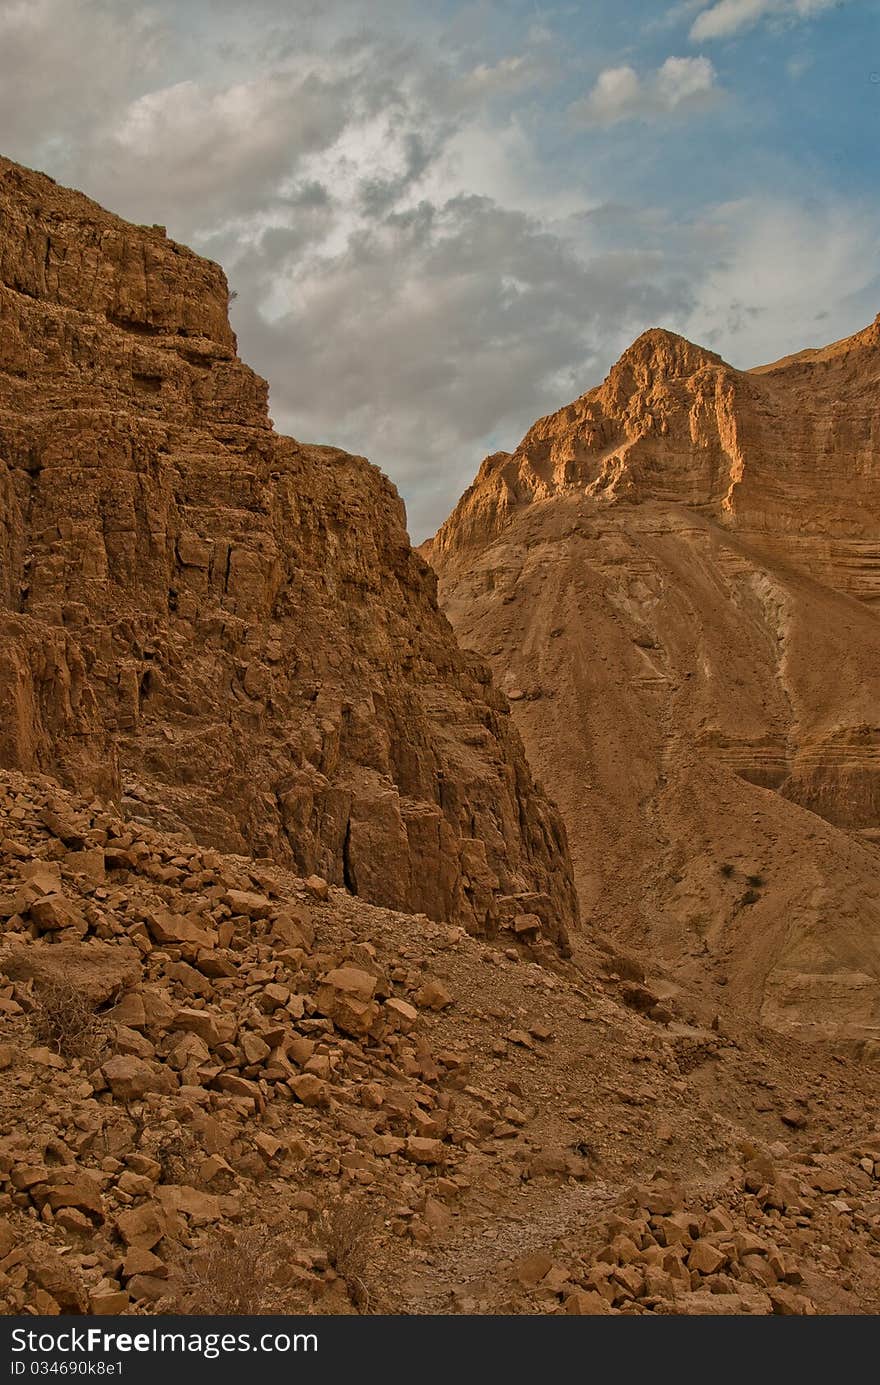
(425, 319, 880, 1042)
(0, 155, 577, 944)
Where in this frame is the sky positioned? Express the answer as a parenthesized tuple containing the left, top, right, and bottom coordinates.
(1, 0, 878, 539)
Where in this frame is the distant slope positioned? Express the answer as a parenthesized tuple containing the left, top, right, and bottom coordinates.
(424, 317, 880, 1043)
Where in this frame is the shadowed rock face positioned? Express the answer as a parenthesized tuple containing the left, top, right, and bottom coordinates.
(0, 155, 577, 945)
(425, 317, 880, 1042)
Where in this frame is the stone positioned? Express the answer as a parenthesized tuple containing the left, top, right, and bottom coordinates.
(304, 876, 330, 902)
(513, 1251, 555, 1288)
(225, 890, 273, 919)
(291, 1190, 318, 1213)
(29, 893, 86, 933)
(115, 1203, 166, 1250)
(316, 969, 382, 1037)
(126, 1274, 171, 1303)
(768, 1287, 816, 1316)
(272, 911, 314, 950)
(780, 1108, 808, 1130)
(28, 1250, 87, 1313)
(43, 1180, 105, 1221)
(423, 1196, 452, 1234)
(102, 1055, 177, 1099)
(39, 809, 87, 849)
(404, 1137, 446, 1166)
(156, 1185, 223, 1224)
(415, 979, 454, 1010)
(385, 997, 418, 1030)
(172, 1007, 236, 1049)
(66, 848, 106, 884)
(241, 1032, 271, 1065)
(322, 966, 377, 999)
(213, 1074, 259, 1100)
(112, 991, 148, 1029)
(147, 912, 217, 950)
(0, 1219, 16, 1257)
(289, 1074, 329, 1107)
(372, 1135, 405, 1157)
(633, 1183, 682, 1216)
(90, 1290, 130, 1315)
(565, 1290, 612, 1315)
(688, 1240, 727, 1275)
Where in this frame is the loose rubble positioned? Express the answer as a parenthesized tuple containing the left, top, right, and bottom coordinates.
(1, 770, 879, 1316)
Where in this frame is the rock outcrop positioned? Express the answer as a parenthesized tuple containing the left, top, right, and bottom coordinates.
(425, 319, 880, 1042)
(0, 155, 577, 942)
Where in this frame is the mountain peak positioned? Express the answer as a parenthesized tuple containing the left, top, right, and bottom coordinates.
(429, 313, 880, 560)
(614, 326, 728, 374)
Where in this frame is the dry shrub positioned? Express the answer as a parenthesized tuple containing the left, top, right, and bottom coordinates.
(185, 1226, 282, 1316)
(154, 1129, 197, 1184)
(29, 979, 108, 1065)
(182, 1201, 377, 1316)
(315, 1199, 376, 1311)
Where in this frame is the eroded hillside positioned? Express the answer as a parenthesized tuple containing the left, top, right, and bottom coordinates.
(1, 770, 879, 1316)
(425, 320, 880, 1043)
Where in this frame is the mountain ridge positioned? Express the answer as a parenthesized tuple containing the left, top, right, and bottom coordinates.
(426, 313, 880, 1044)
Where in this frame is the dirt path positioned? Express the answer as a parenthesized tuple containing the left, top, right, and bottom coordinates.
(382, 1177, 619, 1313)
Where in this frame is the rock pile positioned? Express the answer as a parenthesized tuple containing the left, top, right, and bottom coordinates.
(1, 769, 880, 1315)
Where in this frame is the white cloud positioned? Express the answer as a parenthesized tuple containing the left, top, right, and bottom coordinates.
(682, 196, 880, 366)
(690, 0, 838, 41)
(571, 55, 719, 126)
(102, 67, 355, 226)
(231, 193, 697, 539)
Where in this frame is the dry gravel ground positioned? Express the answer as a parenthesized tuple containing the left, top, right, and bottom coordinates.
(1, 770, 879, 1317)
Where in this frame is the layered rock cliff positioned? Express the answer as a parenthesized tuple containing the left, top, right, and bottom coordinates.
(0, 156, 577, 944)
(426, 319, 880, 1042)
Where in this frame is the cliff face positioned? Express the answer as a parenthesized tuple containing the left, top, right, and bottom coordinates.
(0, 156, 577, 945)
(425, 319, 880, 1042)
(430, 321, 880, 601)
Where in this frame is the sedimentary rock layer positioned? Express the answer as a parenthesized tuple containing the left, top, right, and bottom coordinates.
(0, 156, 577, 942)
(426, 320, 880, 1039)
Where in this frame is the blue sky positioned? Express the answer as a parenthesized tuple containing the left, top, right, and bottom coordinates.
(2, 0, 878, 538)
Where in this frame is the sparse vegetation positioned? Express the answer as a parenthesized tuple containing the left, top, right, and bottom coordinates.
(315, 1199, 376, 1311)
(154, 1129, 197, 1184)
(185, 1226, 280, 1315)
(28, 979, 109, 1065)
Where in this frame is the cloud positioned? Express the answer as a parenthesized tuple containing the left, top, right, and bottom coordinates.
(571, 55, 719, 126)
(0, 0, 166, 155)
(230, 194, 698, 539)
(682, 196, 880, 365)
(690, 0, 838, 41)
(99, 67, 356, 228)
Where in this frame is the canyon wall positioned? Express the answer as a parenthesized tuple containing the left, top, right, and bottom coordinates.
(0, 155, 577, 945)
